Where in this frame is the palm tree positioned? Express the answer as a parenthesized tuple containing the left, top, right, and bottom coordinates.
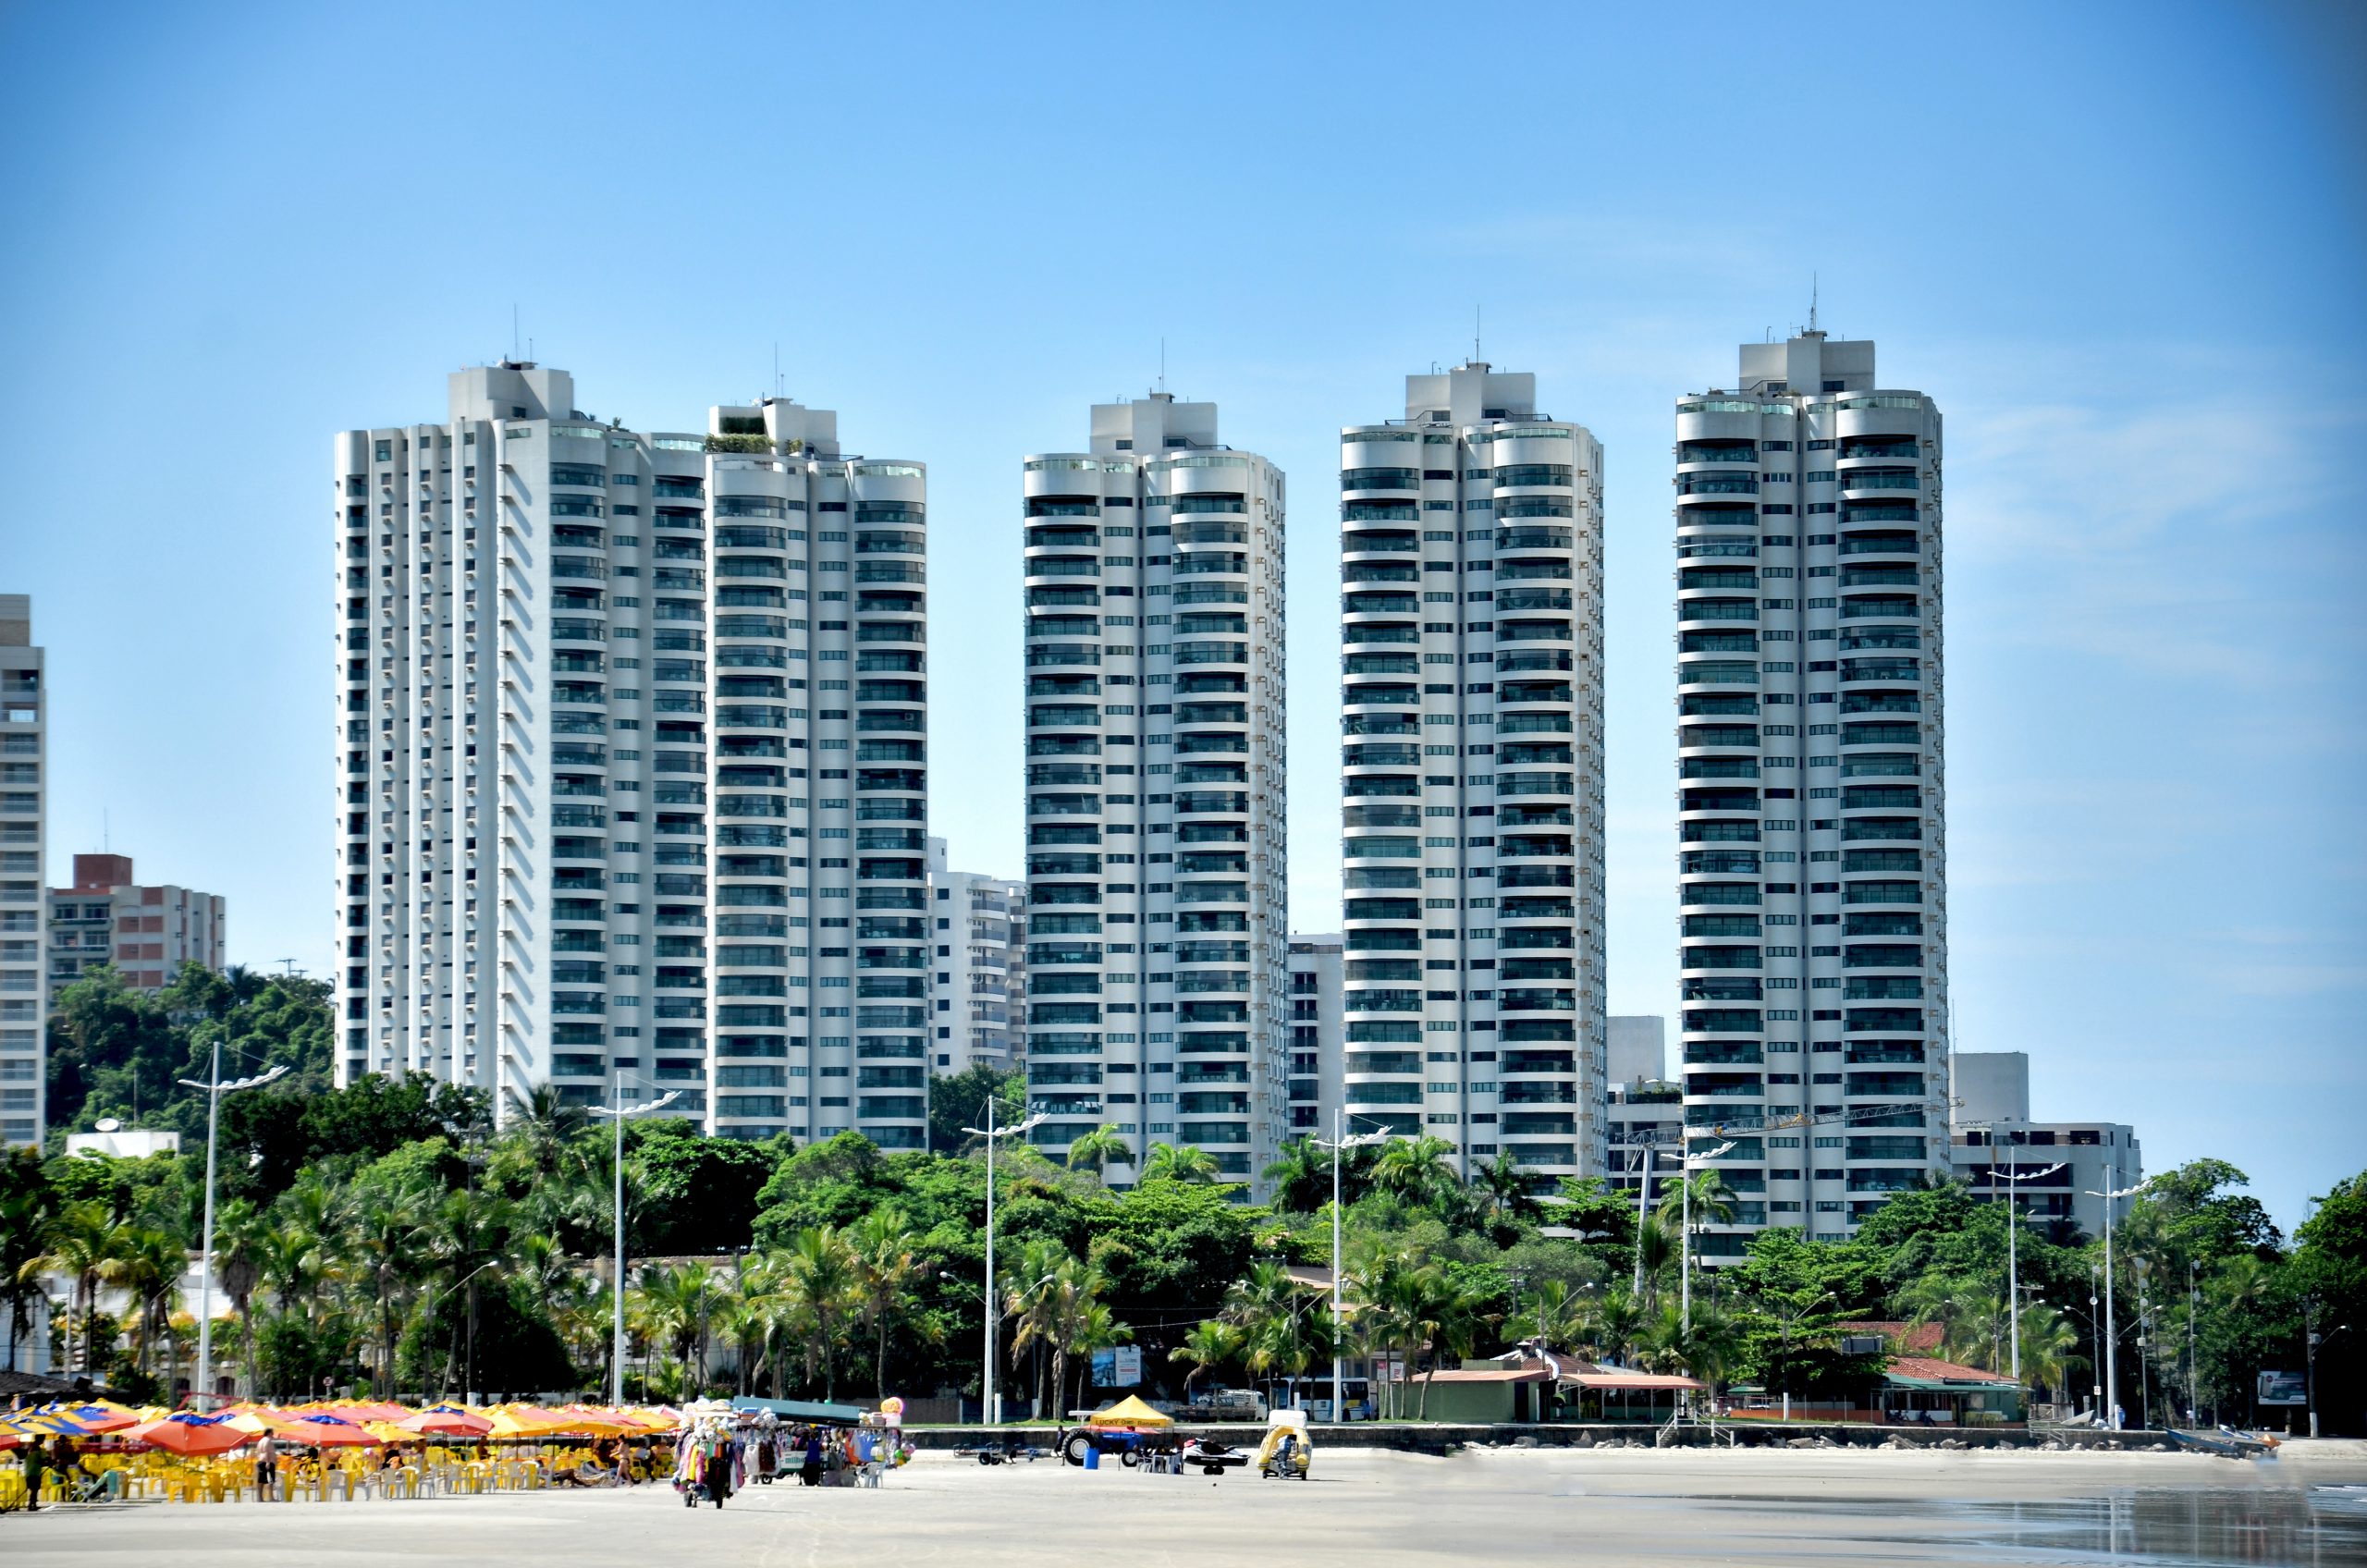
(0, 1161, 52, 1373)
(1509, 1277, 1589, 1350)
(2016, 1302, 2080, 1402)
(1900, 1275, 1980, 1365)
(1261, 1139, 1333, 1214)
(423, 1186, 509, 1398)
(1654, 1168, 1738, 1232)
(1370, 1135, 1458, 1210)
(1001, 1238, 1071, 1415)
(1011, 1252, 1117, 1419)
(1469, 1151, 1543, 1229)
(1065, 1125, 1129, 1181)
(218, 963, 269, 1008)
(636, 1260, 719, 1394)
(1632, 1215, 1676, 1309)
(347, 1185, 425, 1396)
(1639, 1302, 1739, 1391)
(1222, 1259, 1329, 1403)
(783, 1227, 859, 1400)
(209, 1198, 268, 1400)
(502, 1084, 591, 1182)
(101, 1225, 183, 1383)
(849, 1210, 925, 1397)
(1587, 1284, 1646, 1365)
(1170, 1319, 1243, 1404)
(24, 1200, 121, 1373)
(1141, 1143, 1223, 1184)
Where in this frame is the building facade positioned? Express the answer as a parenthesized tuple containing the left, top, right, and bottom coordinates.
(1674, 330, 1950, 1255)
(0, 595, 43, 1146)
(1953, 1121, 2142, 1243)
(1607, 1013, 1666, 1088)
(335, 364, 930, 1145)
(1948, 1049, 2141, 1241)
(46, 854, 227, 992)
(1021, 395, 1288, 1183)
(1339, 364, 1607, 1184)
(1286, 932, 1343, 1139)
(926, 838, 1024, 1075)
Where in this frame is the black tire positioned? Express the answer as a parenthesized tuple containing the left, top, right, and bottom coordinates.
(1060, 1430, 1090, 1467)
(1119, 1448, 1140, 1468)
(1203, 1465, 1225, 1477)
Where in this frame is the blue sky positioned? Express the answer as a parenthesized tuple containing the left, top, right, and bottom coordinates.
(2, 2, 2361, 1231)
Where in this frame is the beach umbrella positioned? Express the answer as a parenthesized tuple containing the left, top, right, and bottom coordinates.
(485, 1403, 607, 1438)
(264, 1413, 383, 1448)
(39, 1400, 142, 1434)
(6, 1411, 97, 1436)
(398, 1405, 493, 1438)
(124, 1412, 255, 1456)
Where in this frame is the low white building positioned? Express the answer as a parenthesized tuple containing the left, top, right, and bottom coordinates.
(1949, 1050, 2142, 1241)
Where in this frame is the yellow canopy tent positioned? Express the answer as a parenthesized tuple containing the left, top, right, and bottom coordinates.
(1085, 1395, 1172, 1428)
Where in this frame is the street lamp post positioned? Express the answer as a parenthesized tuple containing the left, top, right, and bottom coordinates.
(1313, 1112, 1387, 1423)
(178, 1044, 287, 1407)
(962, 1095, 1046, 1426)
(1632, 1141, 1655, 1298)
(2086, 1177, 2149, 1429)
(1681, 1139, 1735, 1334)
(590, 1072, 680, 1406)
(1993, 1159, 2064, 1382)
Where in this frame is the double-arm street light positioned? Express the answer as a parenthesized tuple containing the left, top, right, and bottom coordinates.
(1312, 1111, 1390, 1422)
(179, 1045, 287, 1407)
(590, 1073, 680, 1405)
(1681, 1140, 1735, 1332)
(2085, 1176, 2151, 1428)
(1992, 1158, 2065, 1382)
(962, 1095, 1046, 1425)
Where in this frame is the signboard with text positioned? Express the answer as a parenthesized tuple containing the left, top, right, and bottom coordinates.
(2257, 1369, 2307, 1406)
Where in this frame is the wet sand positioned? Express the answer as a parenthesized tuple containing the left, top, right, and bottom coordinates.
(7, 1441, 2364, 1567)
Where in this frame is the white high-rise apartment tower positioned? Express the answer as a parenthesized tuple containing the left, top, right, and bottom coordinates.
(336, 365, 931, 1146)
(1021, 395, 1288, 1185)
(0, 596, 44, 1146)
(1674, 329, 1949, 1255)
(1339, 366, 1608, 1182)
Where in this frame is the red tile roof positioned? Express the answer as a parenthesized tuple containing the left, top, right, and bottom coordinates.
(1884, 1355, 2019, 1385)
(1840, 1319, 1945, 1354)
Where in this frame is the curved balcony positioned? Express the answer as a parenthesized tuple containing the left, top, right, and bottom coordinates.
(1676, 597, 1759, 628)
(1674, 500, 1759, 533)
(1341, 533, 1418, 562)
(1838, 469, 1921, 501)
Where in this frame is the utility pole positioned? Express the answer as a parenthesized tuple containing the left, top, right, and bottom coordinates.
(963, 1096, 1045, 1425)
(179, 1046, 287, 1407)
(1681, 1141, 1735, 1333)
(2187, 1260, 2199, 1427)
(2088, 1178, 2150, 1429)
(1995, 1159, 2062, 1382)
(590, 1072, 679, 1405)
(1316, 1113, 1386, 1423)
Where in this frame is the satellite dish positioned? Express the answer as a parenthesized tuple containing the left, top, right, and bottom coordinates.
(95, 1117, 122, 1133)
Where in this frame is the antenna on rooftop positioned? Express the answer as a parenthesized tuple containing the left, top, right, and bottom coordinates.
(1809, 274, 1820, 333)
(1474, 304, 1481, 362)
